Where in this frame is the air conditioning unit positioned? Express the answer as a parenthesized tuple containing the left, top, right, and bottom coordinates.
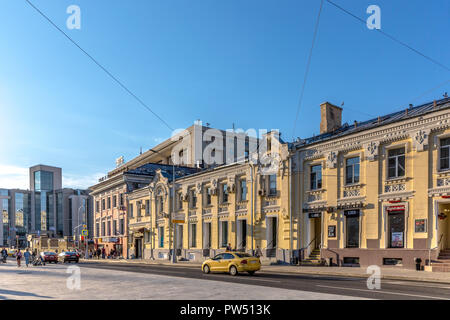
(258, 189, 266, 196)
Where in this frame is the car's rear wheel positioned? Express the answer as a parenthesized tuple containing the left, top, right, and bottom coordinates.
(248, 271, 255, 276)
(203, 264, 210, 274)
(229, 265, 238, 276)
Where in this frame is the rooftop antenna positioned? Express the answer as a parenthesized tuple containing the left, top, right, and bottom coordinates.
(140, 147, 142, 155)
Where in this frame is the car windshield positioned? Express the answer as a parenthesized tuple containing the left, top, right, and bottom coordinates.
(234, 253, 252, 258)
(44, 252, 56, 255)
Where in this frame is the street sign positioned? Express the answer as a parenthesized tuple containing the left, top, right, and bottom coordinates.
(83, 224, 87, 229)
(81, 229, 88, 236)
(172, 220, 185, 224)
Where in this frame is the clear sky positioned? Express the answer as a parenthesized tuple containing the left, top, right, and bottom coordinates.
(0, 0, 449, 189)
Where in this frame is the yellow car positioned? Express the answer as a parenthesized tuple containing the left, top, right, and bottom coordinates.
(202, 252, 261, 276)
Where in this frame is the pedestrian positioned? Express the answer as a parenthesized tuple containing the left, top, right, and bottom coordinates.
(97, 248, 101, 259)
(1, 247, 7, 263)
(101, 247, 106, 259)
(226, 243, 232, 252)
(255, 246, 262, 258)
(24, 249, 31, 267)
(16, 249, 22, 267)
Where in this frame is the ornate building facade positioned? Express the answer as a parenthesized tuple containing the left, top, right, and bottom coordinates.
(291, 98, 450, 270)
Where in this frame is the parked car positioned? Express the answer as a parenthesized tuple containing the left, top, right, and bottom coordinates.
(202, 252, 261, 276)
(40, 251, 58, 263)
(58, 251, 80, 263)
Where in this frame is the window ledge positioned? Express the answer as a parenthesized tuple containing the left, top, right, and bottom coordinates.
(344, 183, 362, 189)
(385, 177, 409, 184)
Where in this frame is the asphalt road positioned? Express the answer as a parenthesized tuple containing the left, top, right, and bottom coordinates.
(80, 261, 450, 300)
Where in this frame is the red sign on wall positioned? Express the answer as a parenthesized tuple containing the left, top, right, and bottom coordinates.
(387, 205, 405, 212)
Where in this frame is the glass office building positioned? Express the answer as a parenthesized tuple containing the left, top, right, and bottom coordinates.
(1, 189, 9, 246)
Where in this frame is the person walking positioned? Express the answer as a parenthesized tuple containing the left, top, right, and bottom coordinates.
(255, 245, 263, 258)
(1, 247, 7, 263)
(16, 249, 22, 267)
(24, 249, 31, 267)
(225, 243, 232, 252)
(101, 247, 106, 259)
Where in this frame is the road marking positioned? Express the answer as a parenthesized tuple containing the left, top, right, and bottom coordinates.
(383, 281, 450, 289)
(203, 275, 281, 283)
(316, 285, 450, 300)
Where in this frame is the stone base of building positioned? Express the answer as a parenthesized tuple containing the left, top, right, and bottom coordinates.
(138, 248, 292, 264)
(320, 248, 439, 270)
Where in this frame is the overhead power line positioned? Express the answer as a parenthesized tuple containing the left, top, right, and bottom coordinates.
(292, 0, 324, 139)
(25, 0, 174, 132)
(326, 0, 450, 73)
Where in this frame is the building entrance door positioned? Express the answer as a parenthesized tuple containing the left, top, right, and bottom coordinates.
(438, 202, 450, 249)
(388, 211, 405, 248)
(135, 238, 142, 258)
(236, 219, 247, 251)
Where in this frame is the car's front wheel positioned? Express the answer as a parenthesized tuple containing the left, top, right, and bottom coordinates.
(203, 264, 210, 274)
(229, 266, 238, 276)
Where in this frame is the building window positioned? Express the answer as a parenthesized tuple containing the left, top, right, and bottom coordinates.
(113, 195, 117, 208)
(240, 180, 247, 201)
(119, 194, 124, 207)
(176, 192, 183, 210)
(205, 187, 212, 206)
(440, 138, 450, 170)
(107, 221, 111, 236)
(190, 223, 197, 248)
(310, 165, 322, 190)
(107, 197, 111, 209)
(269, 174, 277, 195)
(145, 200, 150, 215)
(189, 189, 197, 208)
(113, 220, 117, 235)
(388, 147, 405, 178)
(101, 222, 105, 236)
(156, 196, 164, 215)
(220, 221, 228, 247)
(136, 201, 141, 217)
(222, 183, 228, 203)
(96, 201, 99, 213)
(119, 219, 124, 235)
(129, 203, 133, 217)
(95, 222, 99, 237)
(159, 226, 164, 248)
(346, 157, 360, 185)
(102, 199, 105, 210)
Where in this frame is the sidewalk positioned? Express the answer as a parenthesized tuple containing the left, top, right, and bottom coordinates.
(81, 258, 450, 284)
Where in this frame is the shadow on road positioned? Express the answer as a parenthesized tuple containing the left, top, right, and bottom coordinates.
(0, 289, 52, 299)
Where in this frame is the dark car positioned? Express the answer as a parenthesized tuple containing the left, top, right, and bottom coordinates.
(40, 251, 58, 263)
(58, 251, 80, 263)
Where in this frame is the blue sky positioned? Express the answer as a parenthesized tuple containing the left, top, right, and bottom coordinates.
(0, 0, 449, 189)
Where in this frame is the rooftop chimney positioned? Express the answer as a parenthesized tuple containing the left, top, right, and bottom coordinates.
(320, 102, 342, 134)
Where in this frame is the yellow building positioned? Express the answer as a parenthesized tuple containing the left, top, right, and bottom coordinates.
(126, 132, 295, 263)
(292, 98, 450, 270)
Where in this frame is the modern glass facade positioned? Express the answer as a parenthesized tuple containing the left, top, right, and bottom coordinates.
(1, 189, 9, 246)
(14, 192, 31, 238)
(34, 170, 54, 192)
(56, 192, 63, 236)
